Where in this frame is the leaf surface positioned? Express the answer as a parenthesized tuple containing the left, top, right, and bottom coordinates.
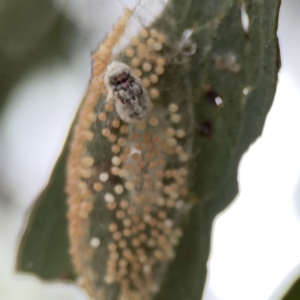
(17, 0, 281, 299)
(17, 137, 75, 280)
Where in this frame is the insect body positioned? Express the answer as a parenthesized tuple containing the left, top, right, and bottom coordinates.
(104, 61, 151, 123)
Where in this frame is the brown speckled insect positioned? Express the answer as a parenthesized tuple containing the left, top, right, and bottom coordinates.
(104, 61, 151, 123)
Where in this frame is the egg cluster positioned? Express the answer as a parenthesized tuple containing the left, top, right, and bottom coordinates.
(66, 9, 193, 300)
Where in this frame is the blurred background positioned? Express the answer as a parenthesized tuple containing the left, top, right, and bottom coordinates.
(0, 0, 299, 299)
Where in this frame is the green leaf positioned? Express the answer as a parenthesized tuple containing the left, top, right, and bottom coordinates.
(16, 0, 281, 299)
(282, 276, 300, 300)
(16, 135, 75, 280)
(0, 0, 75, 111)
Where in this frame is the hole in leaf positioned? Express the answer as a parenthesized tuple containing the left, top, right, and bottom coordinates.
(241, 3, 250, 33)
(205, 89, 223, 106)
(243, 87, 249, 95)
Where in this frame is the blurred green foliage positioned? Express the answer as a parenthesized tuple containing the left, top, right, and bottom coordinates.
(0, 0, 76, 110)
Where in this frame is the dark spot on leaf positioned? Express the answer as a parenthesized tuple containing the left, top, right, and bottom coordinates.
(204, 89, 220, 106)
(184, 247, 193, 261)
(59, 272, 75, 281)
(198, 121, 213, 138)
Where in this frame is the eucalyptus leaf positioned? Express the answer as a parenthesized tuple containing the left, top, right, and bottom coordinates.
(16, 137, 75, 281)
(16, 0, 281, 299)
(0, 0, 75, 111)
(282, 276, 300, 300)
